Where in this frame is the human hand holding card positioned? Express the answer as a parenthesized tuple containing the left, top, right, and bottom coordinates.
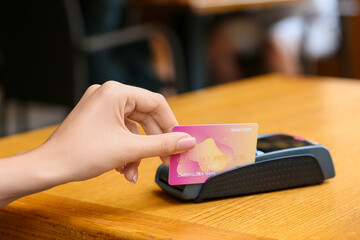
(169, 124, 258, 185)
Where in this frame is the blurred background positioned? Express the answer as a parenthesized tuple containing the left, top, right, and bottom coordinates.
(0, 0, 359, 136)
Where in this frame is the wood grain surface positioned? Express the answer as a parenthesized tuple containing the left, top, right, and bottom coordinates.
(130, 0, 300, 14)
(1, 74, 360, 239)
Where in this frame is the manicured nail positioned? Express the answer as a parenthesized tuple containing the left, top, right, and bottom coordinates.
(131, 169, 138, 184)
(177, 137, 196, 151)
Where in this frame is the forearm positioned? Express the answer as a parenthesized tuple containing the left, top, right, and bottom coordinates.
(0, 82, 197, 208)
(0, 147, 65, 207)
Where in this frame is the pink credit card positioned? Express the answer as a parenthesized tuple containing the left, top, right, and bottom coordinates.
(169, 124, 258, 185)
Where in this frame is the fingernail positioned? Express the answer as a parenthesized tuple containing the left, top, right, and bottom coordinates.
(116, 165, 125, 174)
(131, 169, 138, 184)
(177, 137, 196, 151)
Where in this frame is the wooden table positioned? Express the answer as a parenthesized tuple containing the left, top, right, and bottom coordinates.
(1, 74, 360, 239)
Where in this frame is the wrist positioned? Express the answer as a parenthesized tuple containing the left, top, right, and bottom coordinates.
(0, 146, 69, 206)
(30, 143, 72, 188)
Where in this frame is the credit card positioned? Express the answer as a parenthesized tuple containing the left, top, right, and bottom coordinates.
(169, 124, 258, 185)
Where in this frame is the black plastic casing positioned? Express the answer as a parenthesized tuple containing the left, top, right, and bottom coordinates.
(155, 134, 335, 202)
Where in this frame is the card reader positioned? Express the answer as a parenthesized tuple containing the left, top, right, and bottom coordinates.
(155, 133, 335, 202)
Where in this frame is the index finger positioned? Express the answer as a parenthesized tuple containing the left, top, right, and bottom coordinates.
(124, 86, 178, 133)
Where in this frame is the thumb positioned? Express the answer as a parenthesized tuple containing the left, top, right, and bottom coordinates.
(134, 132, 196, 159)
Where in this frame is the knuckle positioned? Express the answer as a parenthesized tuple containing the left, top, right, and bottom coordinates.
(100, 81, 123, 99)
(154, 93, 166, 103)
(85, 84, 100, 94)
(88, 84, 101, 90)
(138, 114, 150, 127)
(152, 93, 167, 111)
(159, 138, 171, 156)
(102, 80, 122, 90)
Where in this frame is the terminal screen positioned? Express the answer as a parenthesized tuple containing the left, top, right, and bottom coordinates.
(257, 134, 315, 153)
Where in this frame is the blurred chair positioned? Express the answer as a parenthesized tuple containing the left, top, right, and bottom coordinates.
(339, 0, 360, 79)
(0, 0, 186, 136)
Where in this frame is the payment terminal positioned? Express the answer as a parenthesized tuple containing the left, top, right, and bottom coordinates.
(155, 133, 335, 202)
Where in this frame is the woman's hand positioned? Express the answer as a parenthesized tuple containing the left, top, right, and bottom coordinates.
(42, 81, 196, 183)
(0, 82, 196, 207)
